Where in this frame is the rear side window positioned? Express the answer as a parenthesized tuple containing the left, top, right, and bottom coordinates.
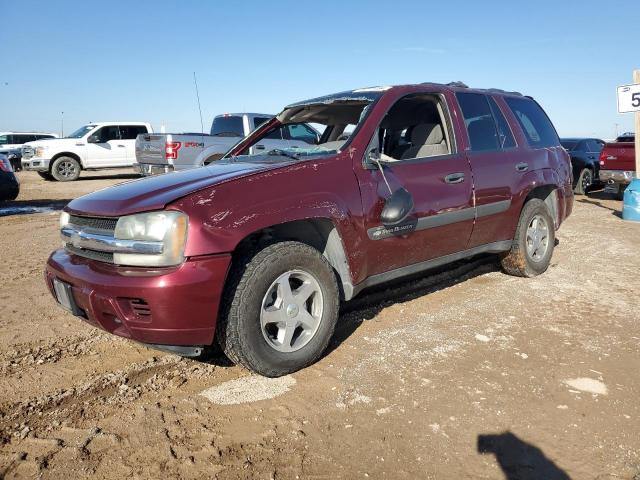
(0, 135, 7, 145)
(505, 97, 559, 148)
(119, 125, 148, 140)
(487, 97, 516, 148)
(211, 116, 244, 137)
(456, 93, 499, 152)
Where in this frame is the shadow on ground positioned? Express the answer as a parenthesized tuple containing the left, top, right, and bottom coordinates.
(201, 254, 501, 368)
(328, 254, 500, 355)
(478, 431, 571, 479)
(0, 199, 71, 217)
(76, 173, 140, 181)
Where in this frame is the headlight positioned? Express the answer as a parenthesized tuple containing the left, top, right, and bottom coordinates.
(59, 211, 70, 229)
(34, 146, 48, 157)
(113, 211, 188, 267)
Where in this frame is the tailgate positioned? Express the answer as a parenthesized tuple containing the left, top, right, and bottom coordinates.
(600, 143, 635, 171)
(135, 134, 168, 165)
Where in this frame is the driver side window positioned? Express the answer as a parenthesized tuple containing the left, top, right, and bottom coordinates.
(376, 94, 452, 162)
(94, 126, 120, 143)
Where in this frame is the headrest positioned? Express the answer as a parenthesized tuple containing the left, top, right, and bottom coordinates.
(411, 124, 443, 145)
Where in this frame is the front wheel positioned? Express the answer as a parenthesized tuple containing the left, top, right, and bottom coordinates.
(51, 156, 81, 182)
(574, 168, 593, 195)
(501, 198, 555, 278)
(217, 241, 339, 377)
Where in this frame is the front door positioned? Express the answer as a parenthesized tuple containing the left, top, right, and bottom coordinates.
(85, 125, 126, 167)
(355, 92, 475, 277)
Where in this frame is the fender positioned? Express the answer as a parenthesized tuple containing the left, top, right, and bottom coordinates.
(170, 154, 366, 286)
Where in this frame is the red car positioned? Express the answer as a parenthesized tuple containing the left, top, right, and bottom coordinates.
(46, 82, 573, 376)
(599, 133, 635, 199)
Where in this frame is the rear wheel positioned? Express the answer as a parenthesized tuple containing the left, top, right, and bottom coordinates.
(217, 241, 339, 377)
(574, 168, 593, 195)
(37, 171, 54, 181)
(51, 156, 81, 182)
(613, 184, 626, 201)
(501, 198, 555, 278)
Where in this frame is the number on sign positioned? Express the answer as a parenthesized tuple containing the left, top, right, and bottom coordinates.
(633, 93, 640, 108)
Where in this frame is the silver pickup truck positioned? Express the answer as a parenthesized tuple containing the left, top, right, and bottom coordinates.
(133, 113, 318, 175)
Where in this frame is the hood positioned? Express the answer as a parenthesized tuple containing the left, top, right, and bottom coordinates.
(66, 159, 291, 217)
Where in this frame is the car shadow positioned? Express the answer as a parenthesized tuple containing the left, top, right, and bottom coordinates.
(478, 431, 571, 479)
(326, 254, 501, 356)
(576, 197, 622, 218)
(0, 199, 71, 217)
(77, 173, 140, 181)
(200, 254, 501, 369)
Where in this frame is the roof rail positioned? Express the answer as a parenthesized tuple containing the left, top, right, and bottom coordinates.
(484, 88, 523, 96)
(446, 81, 469, 88)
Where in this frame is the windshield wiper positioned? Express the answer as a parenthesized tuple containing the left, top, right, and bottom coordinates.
(267, 149, 300, 160)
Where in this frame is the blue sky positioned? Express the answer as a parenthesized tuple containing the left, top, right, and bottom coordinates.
(0, 0, 636, 139)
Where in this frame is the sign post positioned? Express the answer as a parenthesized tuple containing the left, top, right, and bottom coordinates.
(618, 70, 640, 221)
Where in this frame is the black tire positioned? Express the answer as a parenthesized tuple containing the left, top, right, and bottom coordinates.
(37, 171, 54, 181)
(51, 156, 81, 182)
(500, 198, 555, 278)
(217, 241, 339, 377)
(574, 168, 593, 195)
(613, 184, 626, 201)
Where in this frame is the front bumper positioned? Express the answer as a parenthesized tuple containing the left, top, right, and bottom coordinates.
(46, 249, 231, 347)
(22, 157, 51, 172)
(133, 163, 174, 176)
(599, 169, 634, 186)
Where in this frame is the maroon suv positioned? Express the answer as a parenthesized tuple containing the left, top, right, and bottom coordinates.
(46, 82, 573, 376)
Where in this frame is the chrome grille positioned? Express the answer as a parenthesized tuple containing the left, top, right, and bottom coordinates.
(69, 215, 117, 232)
(65, 215, 118, 263)
(21, 145, 34, 159)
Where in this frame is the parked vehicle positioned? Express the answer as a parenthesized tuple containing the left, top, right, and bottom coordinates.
(133, 113, 318, 175)
(22, 122, 153, 181)
(46, 82, 573, 377)
(0, 132, 58, 171)
(599, 133, 635, 199)
(0, 153, 19, 201)
(560, 138, 605, 194)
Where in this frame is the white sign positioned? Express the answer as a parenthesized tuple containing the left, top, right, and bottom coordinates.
(617, 83, 640, 113)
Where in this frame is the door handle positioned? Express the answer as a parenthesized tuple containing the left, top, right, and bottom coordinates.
(117, 145, 126, 148)
(515, 162, 529, 172)
(255, 144, 265, 150)
(444, 172, 465, 184)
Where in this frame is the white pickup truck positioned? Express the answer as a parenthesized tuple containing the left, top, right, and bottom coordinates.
(22, 122, 152, 181)
(133, 113, 318, 175)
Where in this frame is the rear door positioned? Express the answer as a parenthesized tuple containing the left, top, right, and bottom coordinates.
(456, 92, 522, 248)
(119, 125, 149, 164)
(355, 90, 475, 275)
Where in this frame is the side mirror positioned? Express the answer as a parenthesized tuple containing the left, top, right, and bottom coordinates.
(381, 188, 414, 227)
(87, 134, 100, 144)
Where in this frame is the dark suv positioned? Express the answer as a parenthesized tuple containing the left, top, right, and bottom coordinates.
(46, 82, 573, 376)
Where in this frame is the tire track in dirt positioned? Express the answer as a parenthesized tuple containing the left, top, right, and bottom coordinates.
(0, 355, 221, 443)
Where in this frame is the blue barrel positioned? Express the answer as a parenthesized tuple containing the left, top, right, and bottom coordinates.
(622, 178, 640, 221)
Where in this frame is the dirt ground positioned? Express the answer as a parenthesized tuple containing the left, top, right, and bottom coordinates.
(1, 170, 639, 479)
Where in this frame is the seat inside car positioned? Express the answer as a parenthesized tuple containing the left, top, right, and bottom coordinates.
(401, 123, 448, 159)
